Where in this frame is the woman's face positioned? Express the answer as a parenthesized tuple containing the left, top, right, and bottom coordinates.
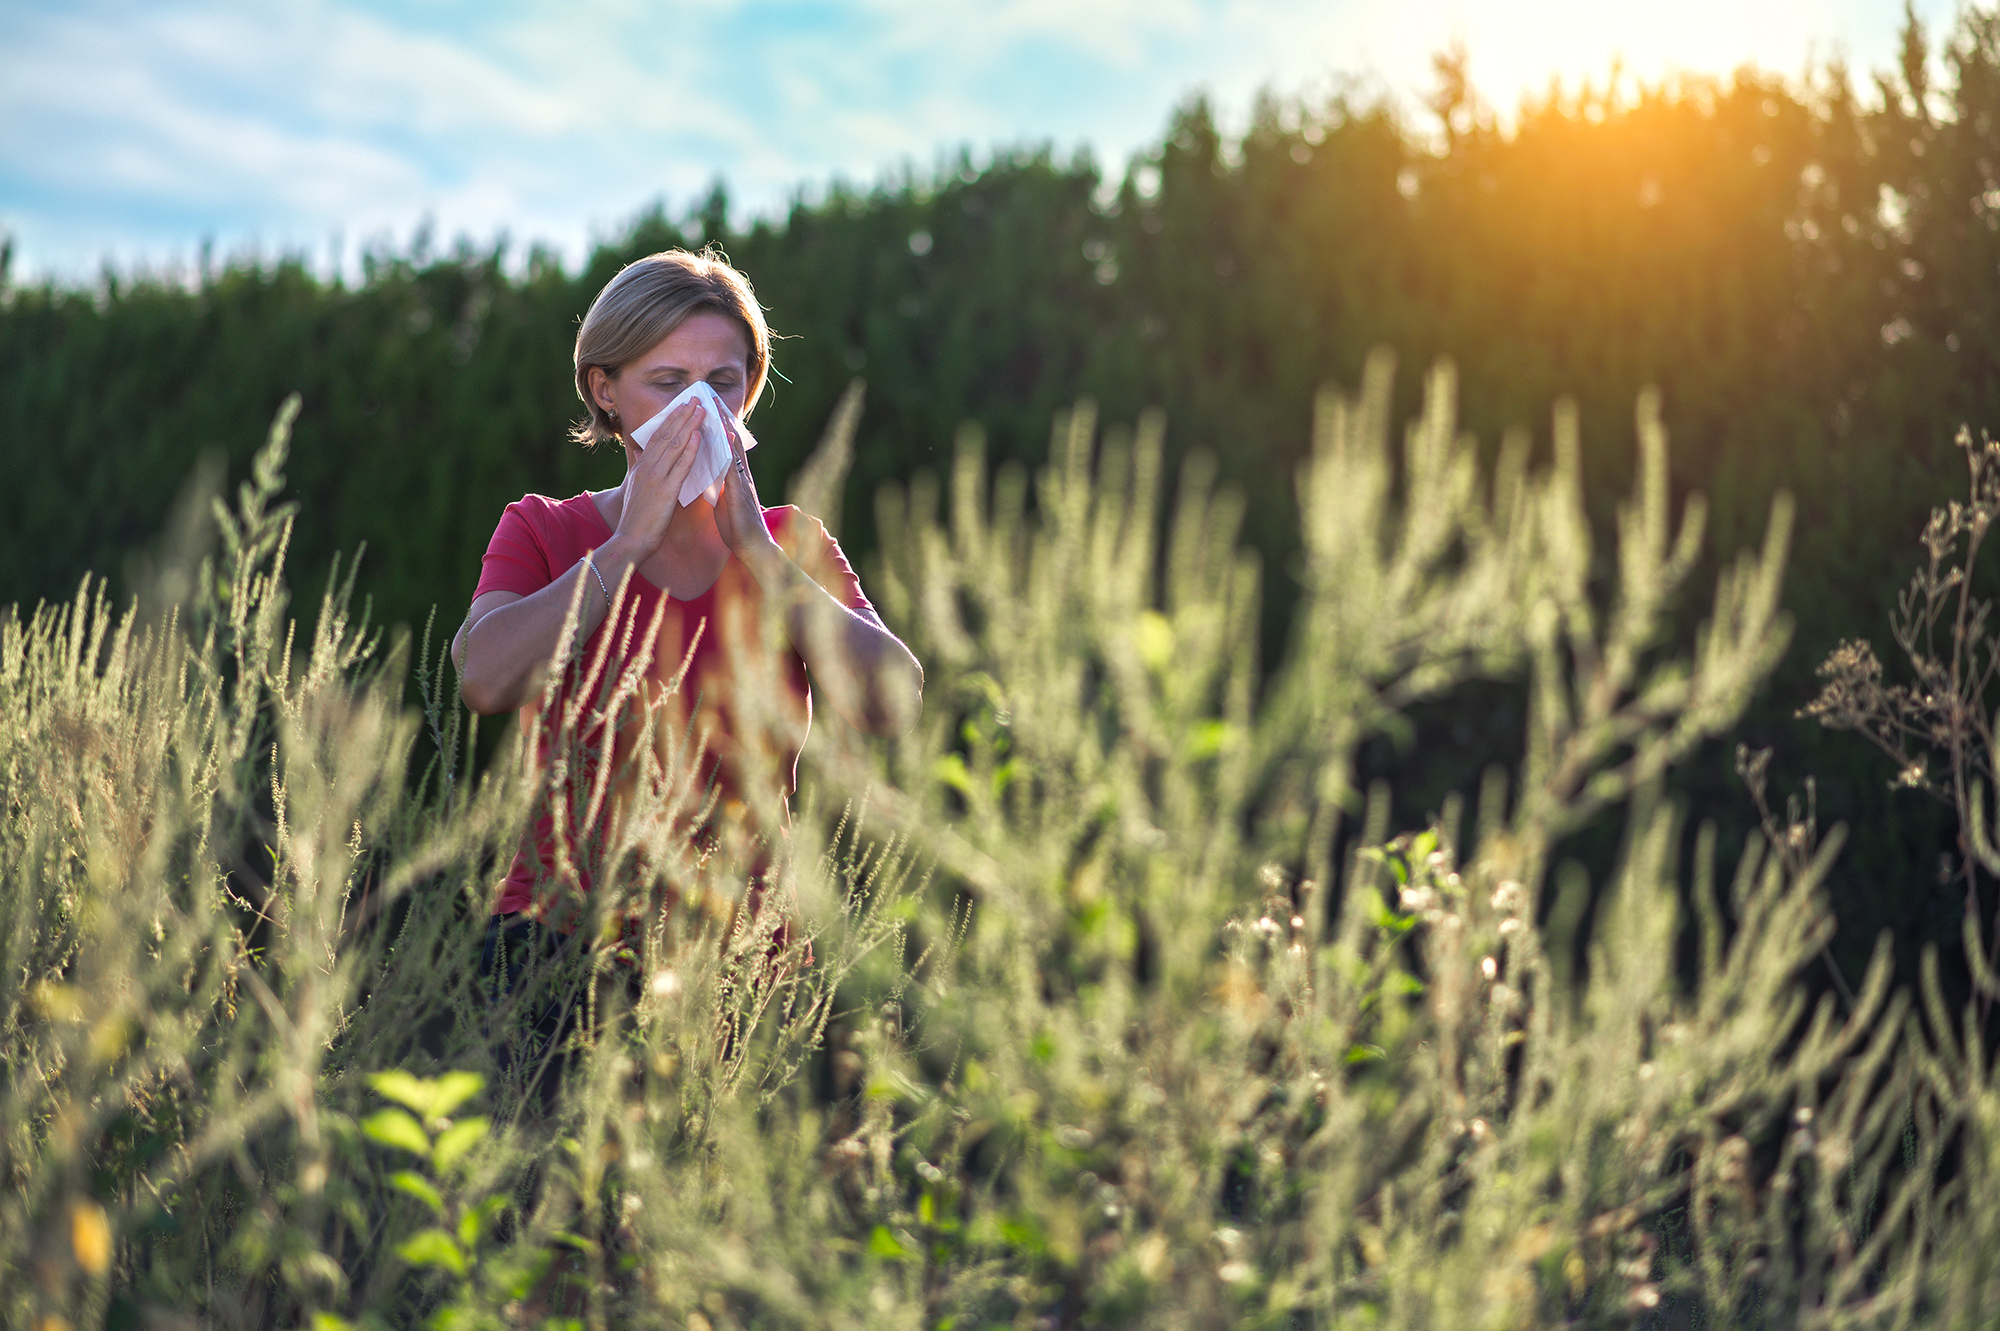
(591, 309, 752, 443)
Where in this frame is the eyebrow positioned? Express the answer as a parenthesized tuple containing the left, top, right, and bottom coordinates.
(641, 363, 743, 378)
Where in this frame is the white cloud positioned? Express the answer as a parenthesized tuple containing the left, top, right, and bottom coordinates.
(0, 0, 1961, 282)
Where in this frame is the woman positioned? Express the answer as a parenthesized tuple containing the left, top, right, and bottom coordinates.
(455, 248, 923, 950)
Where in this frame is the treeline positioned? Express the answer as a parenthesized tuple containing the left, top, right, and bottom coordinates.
(8, 12, 2000, 976)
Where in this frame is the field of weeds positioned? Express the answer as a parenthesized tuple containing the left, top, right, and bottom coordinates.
(10, 357, 2000, 1329)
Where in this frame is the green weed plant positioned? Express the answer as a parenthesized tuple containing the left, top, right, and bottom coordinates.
(4, 356, 1993, 1327)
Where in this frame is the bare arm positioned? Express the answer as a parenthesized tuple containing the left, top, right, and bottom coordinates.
(452, 559, 623, 716)
(743, 544, 925, 734)
(713, 427, 924, 735)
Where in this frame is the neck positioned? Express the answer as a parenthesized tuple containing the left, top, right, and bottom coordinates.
(664, 492, 722, 552)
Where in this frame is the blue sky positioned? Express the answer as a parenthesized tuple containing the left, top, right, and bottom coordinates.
(0, 0, 1956, 283)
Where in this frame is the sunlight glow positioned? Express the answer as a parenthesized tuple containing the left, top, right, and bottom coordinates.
(1385, 0, 1926, 116)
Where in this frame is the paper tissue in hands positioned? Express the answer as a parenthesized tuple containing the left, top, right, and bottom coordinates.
(629, 380, 756, 507)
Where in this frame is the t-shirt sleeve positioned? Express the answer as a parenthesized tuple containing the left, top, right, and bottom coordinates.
(770, 507, 872, 611)
(474, 500, 556, 599)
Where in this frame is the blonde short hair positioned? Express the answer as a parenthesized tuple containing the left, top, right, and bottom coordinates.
(571, 247, 771, 447)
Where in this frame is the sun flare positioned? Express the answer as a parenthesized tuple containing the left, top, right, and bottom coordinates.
(1432, 0, 1929, 114)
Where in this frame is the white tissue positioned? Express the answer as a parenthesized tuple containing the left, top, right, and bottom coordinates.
(628, 380, 757, 507)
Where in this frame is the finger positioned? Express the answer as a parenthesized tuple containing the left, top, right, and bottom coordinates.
(722, 412, 756, 482)
(647, 425, 705, 494)
(723, 433, 758, 510)
(636, 405, 702, 480)
(666, 400, 705, 449)
(641, 401, 702, 454)
(722, 413, 758, 453)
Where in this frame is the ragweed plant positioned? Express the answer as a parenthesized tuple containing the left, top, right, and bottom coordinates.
(0, 353, 1977, 1329)
(1804, 427, 2000, 942)
(340, 1070, 548, 1331)
(1801, 424, 2000, 1329)
(820, 351, 1908, 1330)
(0, 393, 917, 1330)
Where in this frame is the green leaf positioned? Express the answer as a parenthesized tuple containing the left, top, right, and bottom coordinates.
(1371, 902, 1414, 934)
(389, 1170, 445, 1216)
(369, 1069, 484, 1120)
(396, 1227, 466, 1277)
(1346, 1043, 1388, 1064)
(933, 754, 974, 797)
(868, 1225, 911, 1259)
(361, 1109, 431, 1158)
(1187, 720, 1233, 759)
(432, 1117, 489, 1174)
(366, 1063, 482, 1111)
(460, 1195, 506, 1248)
(427, 1071, 485, 1119)
(364, 1103, 434, 1159)
(311, 1315, 355, 1331)
(368, 1070, 437, 1115)
(551, 1230, 600, 1256)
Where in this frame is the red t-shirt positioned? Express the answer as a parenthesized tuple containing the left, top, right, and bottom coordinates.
(472, 493, 871, 926)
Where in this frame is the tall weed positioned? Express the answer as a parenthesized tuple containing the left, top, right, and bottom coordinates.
(0, 358, 1976, 1328)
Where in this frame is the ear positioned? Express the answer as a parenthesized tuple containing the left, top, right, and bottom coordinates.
(586, 364, 616, 414)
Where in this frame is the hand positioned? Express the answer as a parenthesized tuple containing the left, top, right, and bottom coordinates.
(712, 413, 784, 567)
(612, 401, 707, 553)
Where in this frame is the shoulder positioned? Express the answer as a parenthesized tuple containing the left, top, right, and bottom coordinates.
(477, 495, 580, 596)
(493, 492, 602, 540)
(505, 491, 595, 523)
(480, 492, 601, 577)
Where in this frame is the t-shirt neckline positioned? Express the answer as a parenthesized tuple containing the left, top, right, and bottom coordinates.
(574, 490, 726, 605)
